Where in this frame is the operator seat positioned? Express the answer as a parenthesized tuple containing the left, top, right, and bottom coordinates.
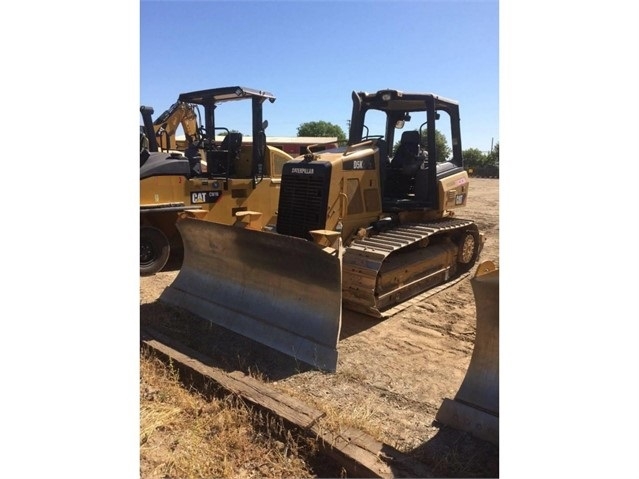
(207, 132, 243, 176)
(384, 130, 422, 198)
(222, 132, 242, 176)
(392, 130, 421, 174)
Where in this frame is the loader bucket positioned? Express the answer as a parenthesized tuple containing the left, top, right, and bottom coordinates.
(160, 218, 343, 372)
(435, 260, 499, 445)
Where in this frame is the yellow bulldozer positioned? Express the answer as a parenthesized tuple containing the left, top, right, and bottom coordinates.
(140, 86, 296, 275)
(161, 89, 483, 371)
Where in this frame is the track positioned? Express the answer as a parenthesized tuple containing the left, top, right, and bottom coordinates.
(343, 218, 479, 317)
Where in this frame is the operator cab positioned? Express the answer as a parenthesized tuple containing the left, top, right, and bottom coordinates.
(178, 86, 276, 184)
(347, 90, 465, 211)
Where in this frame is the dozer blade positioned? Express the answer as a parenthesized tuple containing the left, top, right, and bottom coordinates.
(160, 218, 342, 372)
(435, 260, 499, 445)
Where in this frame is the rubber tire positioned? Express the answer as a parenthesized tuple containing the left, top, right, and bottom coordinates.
(140, 226, 170, 276)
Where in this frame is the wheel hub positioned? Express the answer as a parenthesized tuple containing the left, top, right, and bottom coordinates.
(459, 234, 476, 264)
(140, 241, 155, 265)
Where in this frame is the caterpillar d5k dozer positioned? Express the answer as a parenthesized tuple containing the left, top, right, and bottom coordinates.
(161, 89, 482, 371)
(140, 86, 295, 275)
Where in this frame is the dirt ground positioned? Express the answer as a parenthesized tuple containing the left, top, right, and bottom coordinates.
(140, 178, 499, 477)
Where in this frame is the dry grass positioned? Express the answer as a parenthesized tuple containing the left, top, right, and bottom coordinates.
(140, 349, 320, 479)
(275, 381, 384, 441)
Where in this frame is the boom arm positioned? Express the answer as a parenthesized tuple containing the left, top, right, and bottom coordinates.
(153, 101, 201, 150)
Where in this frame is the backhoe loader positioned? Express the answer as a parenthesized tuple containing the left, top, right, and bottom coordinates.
(140, 86, 295, 275)
(161, 89, 482, 371)
(143, 100, 200, 153)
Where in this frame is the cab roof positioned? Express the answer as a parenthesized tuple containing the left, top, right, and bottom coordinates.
(356, 89, 458, 112)
(178, 86, 276, 105)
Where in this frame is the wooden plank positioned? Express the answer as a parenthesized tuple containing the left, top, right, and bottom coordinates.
(141, 326, 435, 478)
(313, 425, 434, 478)
(141, 327, 323, 429)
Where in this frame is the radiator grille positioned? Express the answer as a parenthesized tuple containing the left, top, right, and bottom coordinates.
(276, 163, 331, 240)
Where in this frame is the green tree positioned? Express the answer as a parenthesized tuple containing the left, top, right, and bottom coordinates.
(297, 121, 346, 141)
(393, 129, 451, 163)
(462, 148, 487, 168)
(486, 142, 499, 166)
(429, 130, 451, 162)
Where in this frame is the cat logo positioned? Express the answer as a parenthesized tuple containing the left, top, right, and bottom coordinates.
(191, 191, 221, 204)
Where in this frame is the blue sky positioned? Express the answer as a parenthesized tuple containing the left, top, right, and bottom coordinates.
(141, 0, 499, 152)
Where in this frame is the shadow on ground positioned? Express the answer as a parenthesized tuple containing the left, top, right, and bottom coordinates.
(140, 300, 320, 380)
(404, 427, 499, 478)
(140, 288, 386, 380)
